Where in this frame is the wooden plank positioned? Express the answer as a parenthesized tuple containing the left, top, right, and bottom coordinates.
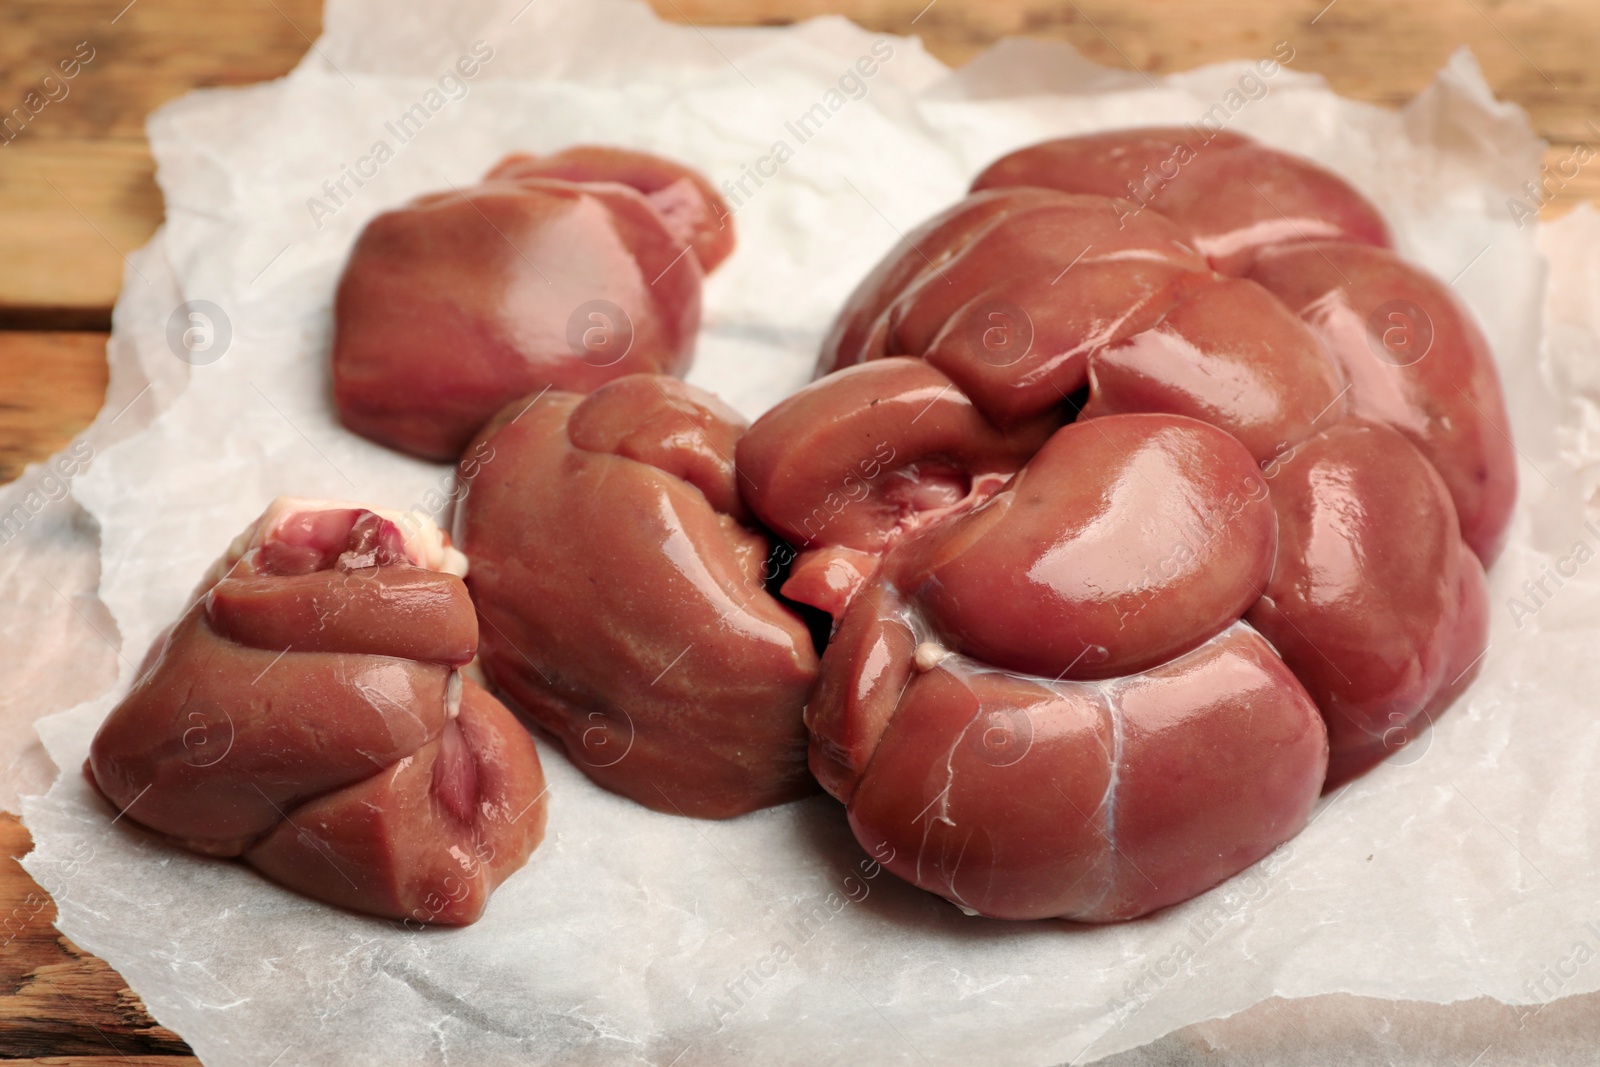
(671, 0, 1595, 111)
(0, 333, 108, 484)
(0, 0, 326, 145)
(0, 143, 159, 317)
(0, 813, 196, 1062)
(2, 2, 1599, 1062)
(0, 0, 322, 317)
(666, 0, 1600, 206)
(0, 1, 1597, 316)
(5, 1059, 195, 1066)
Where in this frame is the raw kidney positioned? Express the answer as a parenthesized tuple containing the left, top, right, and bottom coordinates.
(970, 126, 1391, 275)
(456, 375, 820, 819)
(740, 130, 1507, 920)
(332, 147, 732, 462)
(87, 499, 546, 925)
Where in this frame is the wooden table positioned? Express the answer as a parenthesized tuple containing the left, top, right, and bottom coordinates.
(2, 1, 1596, 1062)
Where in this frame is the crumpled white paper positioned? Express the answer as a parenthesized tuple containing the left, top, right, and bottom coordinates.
(10, 0, 1600, 1063)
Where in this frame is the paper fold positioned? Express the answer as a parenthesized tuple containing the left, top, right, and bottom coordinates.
(8, 1, 1599, 1063)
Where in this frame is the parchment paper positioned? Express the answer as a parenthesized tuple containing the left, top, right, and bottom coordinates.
(9, 0, 1600, 1063)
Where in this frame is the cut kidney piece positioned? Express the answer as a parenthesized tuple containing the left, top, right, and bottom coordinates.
(87, 500, 545, 924)
(246, 683, 546, 926)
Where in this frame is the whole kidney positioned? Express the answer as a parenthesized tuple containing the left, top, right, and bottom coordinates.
(737, 129, 1506, 921)
(455, 375, 820, 819)
(332, 147, 733, 462)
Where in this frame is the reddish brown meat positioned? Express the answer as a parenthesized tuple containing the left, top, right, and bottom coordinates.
(1081, 273, 1348, 462)
(901, 414, 1278, 681)
(740, 132, 1507, 920)
(743, 372, 1331, 922)
(971, 127, 1392, 275)
(332, 147, 732, 461)
(87, 500, 546, 925)
(488, 146, 734, 273)
(841, 624, 1325, 921)
(455, 376, 819, 818)
(1245, 421, 1490, 784)
(1248, 242, 1517, 563)
(735, 358, 1058, 557)
(817, 190, 1208, 423)
(763, 405, 1328, 922)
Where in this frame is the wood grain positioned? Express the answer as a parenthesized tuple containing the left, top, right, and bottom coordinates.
(2, 1, 1599, 1063)
(0, 0, 324, 318)
(0, 813, 196, 1062)
(0, 142, 161, 322)
(4, 1059, 196, 1066)
(0, 0, 1597, 315)
(0, 333, 108, 483)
